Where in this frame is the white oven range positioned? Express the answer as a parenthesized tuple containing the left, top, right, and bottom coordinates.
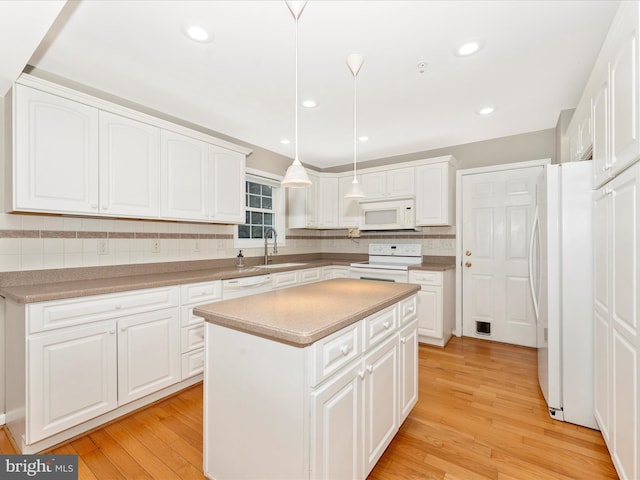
(349, 243, 422, 283)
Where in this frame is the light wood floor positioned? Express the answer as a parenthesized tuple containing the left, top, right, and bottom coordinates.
(1, 336, 618, 479)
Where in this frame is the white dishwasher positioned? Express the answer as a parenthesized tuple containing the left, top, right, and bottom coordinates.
(222, 274, 272, 299)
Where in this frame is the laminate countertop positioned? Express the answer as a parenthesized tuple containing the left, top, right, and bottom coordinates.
(0, 258, 453, 304)
(193, 278, 420, 346)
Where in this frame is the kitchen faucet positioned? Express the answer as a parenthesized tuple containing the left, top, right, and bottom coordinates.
(264, 227, 278, 265)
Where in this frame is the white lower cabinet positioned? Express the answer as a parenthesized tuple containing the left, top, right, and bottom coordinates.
(310, 361, 362, 480)
(27, 320, 118, 443)
(362, 334, 398, 476)
(204, 294, 418, 480)
(179, 280, 221, 379)
(409, 269, 455, 346)
(5, 282, 213, 453)
(593, 162, 640, 480)
(398, 320, 419, 421)
(117, 308, 180, 405)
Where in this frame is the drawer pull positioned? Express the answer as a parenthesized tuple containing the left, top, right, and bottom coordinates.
(340, 345, 350, 356)
(383, 321, 390, 329)
(358, 370, 365, 380)
(366, 365, 373, 374)
(400, 336, 407, 344)
(196, 331, 205, 339)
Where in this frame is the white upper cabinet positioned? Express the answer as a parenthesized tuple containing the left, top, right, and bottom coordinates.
(339, 175, 361, 228)
(609, 21, 640, 177)
(415, 159, 455, 226)
(592, 79, 610, 187)
(575, 0, 640, 188)
(317, 176, 340, 228)
(13, 84, 99, 214)
(99, 111, 160, 218)
(361, 167, 414, 199)
(161, 130, 209, 220)
(9, 75, 250, 223)
(210, 145, 245, 224)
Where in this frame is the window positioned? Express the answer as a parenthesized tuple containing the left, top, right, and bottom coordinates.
(235, 169, 285, 248)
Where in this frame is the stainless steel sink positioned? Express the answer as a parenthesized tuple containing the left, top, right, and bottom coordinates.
(256, 262, 307, 269)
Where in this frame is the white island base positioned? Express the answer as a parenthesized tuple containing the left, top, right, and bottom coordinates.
(197, 279, 419, 480)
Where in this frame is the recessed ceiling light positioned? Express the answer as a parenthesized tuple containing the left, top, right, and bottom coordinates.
(280, 139, 291, 145)
(185, 25, 211, 43)
(302, 100, 317, 108)
(478, 106, 496, 116)
(456, 41, 482, 57)
(358, 136, 369, 142)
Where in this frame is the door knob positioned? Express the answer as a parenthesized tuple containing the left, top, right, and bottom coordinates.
(465, 261, 472, 268)
(465, 250, 472, 256)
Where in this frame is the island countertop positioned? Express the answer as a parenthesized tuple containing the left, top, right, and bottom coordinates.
(193, 278, 420, 346)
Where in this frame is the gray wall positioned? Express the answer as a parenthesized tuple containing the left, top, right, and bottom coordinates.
(0, 96, 5, 418)
(323, 128, 556, 174)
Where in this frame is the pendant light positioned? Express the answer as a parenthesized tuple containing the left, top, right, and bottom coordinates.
(344, 53, 366, 199)
(281, 0, 312, 188)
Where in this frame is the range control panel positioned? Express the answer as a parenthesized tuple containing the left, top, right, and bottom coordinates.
(368, 243, 422, 257)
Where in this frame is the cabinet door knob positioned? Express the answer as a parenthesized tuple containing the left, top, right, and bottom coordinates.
(465, 261, 472, 268)
(383, 321, 390, 329)
(357, 370, 365, 380)
(340, 345, 350, 356)
(366, 365, 373, 374)
(465, 250, 472, 256)
(400, 337, 407, 344)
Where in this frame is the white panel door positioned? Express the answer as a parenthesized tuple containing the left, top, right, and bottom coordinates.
(461, 165, 541, 347)
(14, 84, 99, 214)
(161, 130, 209, 220)
(99, 111, 160, 218)
(28, 320, 117, 443)
(415, 285, 442, 339)
(610, 28, 640, 178)
(117, 308, 180, 405)
(398, 321, 418, 422)
(210, 145, 245, 223)
(593, 186, 611, 441)
(386, 167, 414, 197)
(363, 334, 398, 477)
(592, 80, 610, 188)
(415, 162, 450, 225)
(310, 362, 362, 480)
(609, 166, 639, 480)
(338, 175, 361, 228)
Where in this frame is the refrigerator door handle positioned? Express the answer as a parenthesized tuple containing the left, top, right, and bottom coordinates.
(528, 205, 540, 322)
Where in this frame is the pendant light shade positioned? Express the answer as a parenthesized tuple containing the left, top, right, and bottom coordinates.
(281, 1, 312, 188)
(344, 53, 366, 199)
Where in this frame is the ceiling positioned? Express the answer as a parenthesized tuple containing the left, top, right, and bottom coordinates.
(10, 0, 621, 169)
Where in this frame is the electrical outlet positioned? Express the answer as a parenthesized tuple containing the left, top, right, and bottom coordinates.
(442, 239, 455, 250)
(98, 239, 108, 255)
(348, 228, 360, 238)
(151, 239, 160, 253)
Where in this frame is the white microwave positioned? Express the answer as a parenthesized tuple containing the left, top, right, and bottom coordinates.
(359, 197, 416, 231)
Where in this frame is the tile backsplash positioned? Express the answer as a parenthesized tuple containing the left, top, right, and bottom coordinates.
(0, 212, 455, 272)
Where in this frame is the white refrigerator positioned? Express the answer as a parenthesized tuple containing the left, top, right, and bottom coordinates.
(529, 161, 598, 429)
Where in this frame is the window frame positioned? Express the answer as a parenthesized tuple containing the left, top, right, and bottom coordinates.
(234, 168, 286, 249)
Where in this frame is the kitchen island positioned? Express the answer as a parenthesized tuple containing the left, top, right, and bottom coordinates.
(194, 278, 420, 480)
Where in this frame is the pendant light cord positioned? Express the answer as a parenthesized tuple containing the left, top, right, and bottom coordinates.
(353, 70, 357, 181)
(294, 15, 299, 162)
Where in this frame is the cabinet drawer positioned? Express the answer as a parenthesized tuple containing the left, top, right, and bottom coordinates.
(180, 281, 221, 305)
(399, 295, 417, 326)
(272, 271, 298, 289)
(181, 323, 205, 353)
(364, 305, 397, 349)
(310, 322, 362, 387)
(299, 268, 321, 284)
(409, 270, 442, 286)
(182, 349, 204, 379)
(28, 287, 179, 333)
